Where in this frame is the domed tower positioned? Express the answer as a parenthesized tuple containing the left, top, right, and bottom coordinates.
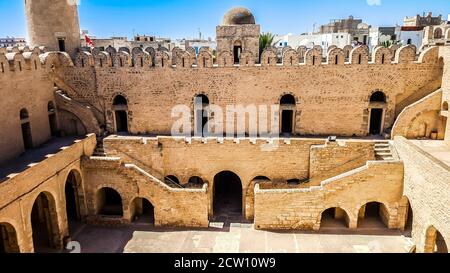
(216, 7, 260, 64)
(25, 0, 81, 57)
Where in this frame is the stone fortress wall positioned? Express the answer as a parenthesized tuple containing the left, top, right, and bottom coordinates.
(0, 3, 449, 254)
(57, 44, 443, 139)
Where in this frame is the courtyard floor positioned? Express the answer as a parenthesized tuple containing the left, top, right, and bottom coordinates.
(66, 216, 412, 253)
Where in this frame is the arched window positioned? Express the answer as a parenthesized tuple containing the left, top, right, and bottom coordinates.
(443, 101, 449, 111)
(20, 108, 29, 120)
(113, 95, 128, 106)
(370, 91, 386, 103)
(280, 94, 296, 105)
(188, 176, 204, 185)
(434, 28, 443, 39)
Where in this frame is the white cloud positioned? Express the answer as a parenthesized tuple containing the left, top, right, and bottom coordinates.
(367, 0, 382, 6)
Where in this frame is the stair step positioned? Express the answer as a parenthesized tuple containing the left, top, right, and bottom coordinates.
(374, 144, 389, 147)
(376, 152, 393, 156)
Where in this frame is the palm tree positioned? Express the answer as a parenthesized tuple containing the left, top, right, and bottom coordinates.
(259, 32, 275, 59)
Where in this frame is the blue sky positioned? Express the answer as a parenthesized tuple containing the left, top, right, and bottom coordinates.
(0, 0, 448, 39)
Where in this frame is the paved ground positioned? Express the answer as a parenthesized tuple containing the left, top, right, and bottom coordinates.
(66, 215, 412, 253)
(411, 140, 450, 167)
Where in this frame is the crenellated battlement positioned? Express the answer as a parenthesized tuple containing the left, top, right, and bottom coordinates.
(0, 46, 76, 76)
(0, 44, 442, 77)
(69, 44, 441, 71)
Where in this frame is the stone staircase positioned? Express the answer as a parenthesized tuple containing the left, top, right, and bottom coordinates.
(374, 141, 394, 161)
(93, 137, 107, 157)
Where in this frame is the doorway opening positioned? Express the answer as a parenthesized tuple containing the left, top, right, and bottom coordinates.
(213, 171, 243, 218)
(132, 198, 155, 224)
(31, 192, 60, 252)
(369, 109, 383, 135)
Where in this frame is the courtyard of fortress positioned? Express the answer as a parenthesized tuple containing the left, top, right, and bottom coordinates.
(0, 2, 449, 253)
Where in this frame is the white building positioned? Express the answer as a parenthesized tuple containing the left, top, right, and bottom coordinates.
(398, 27, 424, 51)
(274, 33, 351, 54)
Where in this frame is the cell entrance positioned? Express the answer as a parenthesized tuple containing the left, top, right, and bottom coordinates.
(213, 171, 242, 217)
(115, 110, 128, 133)
(281, 110, 294, 134)
(132, 198, 155, 225)
(369, 109, 383, 135)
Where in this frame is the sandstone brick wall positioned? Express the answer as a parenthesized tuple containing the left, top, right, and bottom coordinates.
(59, 46, 443, 137)
(104, 136, 329, 219)
(439, 46, 450, 140)
(392, 89, 446, 139)
(394, 137, 450, 253)
(82, 156, 209, 228)
(309, 140, 375, 183)
(254, 161, 405, 231)
(0, 52, 55, 164)
(0, 135, 96, 253)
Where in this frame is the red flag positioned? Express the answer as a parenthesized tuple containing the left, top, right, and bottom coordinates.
(85, 35, 94, 48)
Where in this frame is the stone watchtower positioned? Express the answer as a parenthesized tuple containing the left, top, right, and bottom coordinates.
(216, 7, 261, 64)
(25, 0, 81, 57)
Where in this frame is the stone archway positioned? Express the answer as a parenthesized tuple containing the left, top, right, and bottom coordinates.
(31, 192, 61, 252)
(424, 226, 448, 253)
(131, 197, 155, 225)
(65, 170, 84, 235)
(96, 187, 123, 217)
(0, 222, 20, 253)
(357, 202, 389, 229)
(213, 171, 243, 218)
(319, 207, 350, 229)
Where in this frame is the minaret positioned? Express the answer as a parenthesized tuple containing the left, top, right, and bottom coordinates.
(25, 0, 81, 57)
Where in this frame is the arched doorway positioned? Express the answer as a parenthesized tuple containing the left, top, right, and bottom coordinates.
(320, 208, 349, 229)
(187, 176, 204, 188)
(96, 188, 123, 216)
(280, 94, 296, 136)
(20, 108, 33, 150)
(369, 91, 386, 135)
(194, 95, 209, 137)
(131, 198, 155, 224)
(425, 226, 448, 253)
(233, 41, 242, 64)
(0, 223, 20, 253)
(31, 192, 60, 252)
(213, 171, 243, 217)
(65, 170, 82, 234)
(357, 202, 388, 229)
(48, 101, 58, 137)
(112, 95, 128, 133)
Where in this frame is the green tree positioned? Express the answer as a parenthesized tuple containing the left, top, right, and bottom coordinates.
(259, 32, 275, 58)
